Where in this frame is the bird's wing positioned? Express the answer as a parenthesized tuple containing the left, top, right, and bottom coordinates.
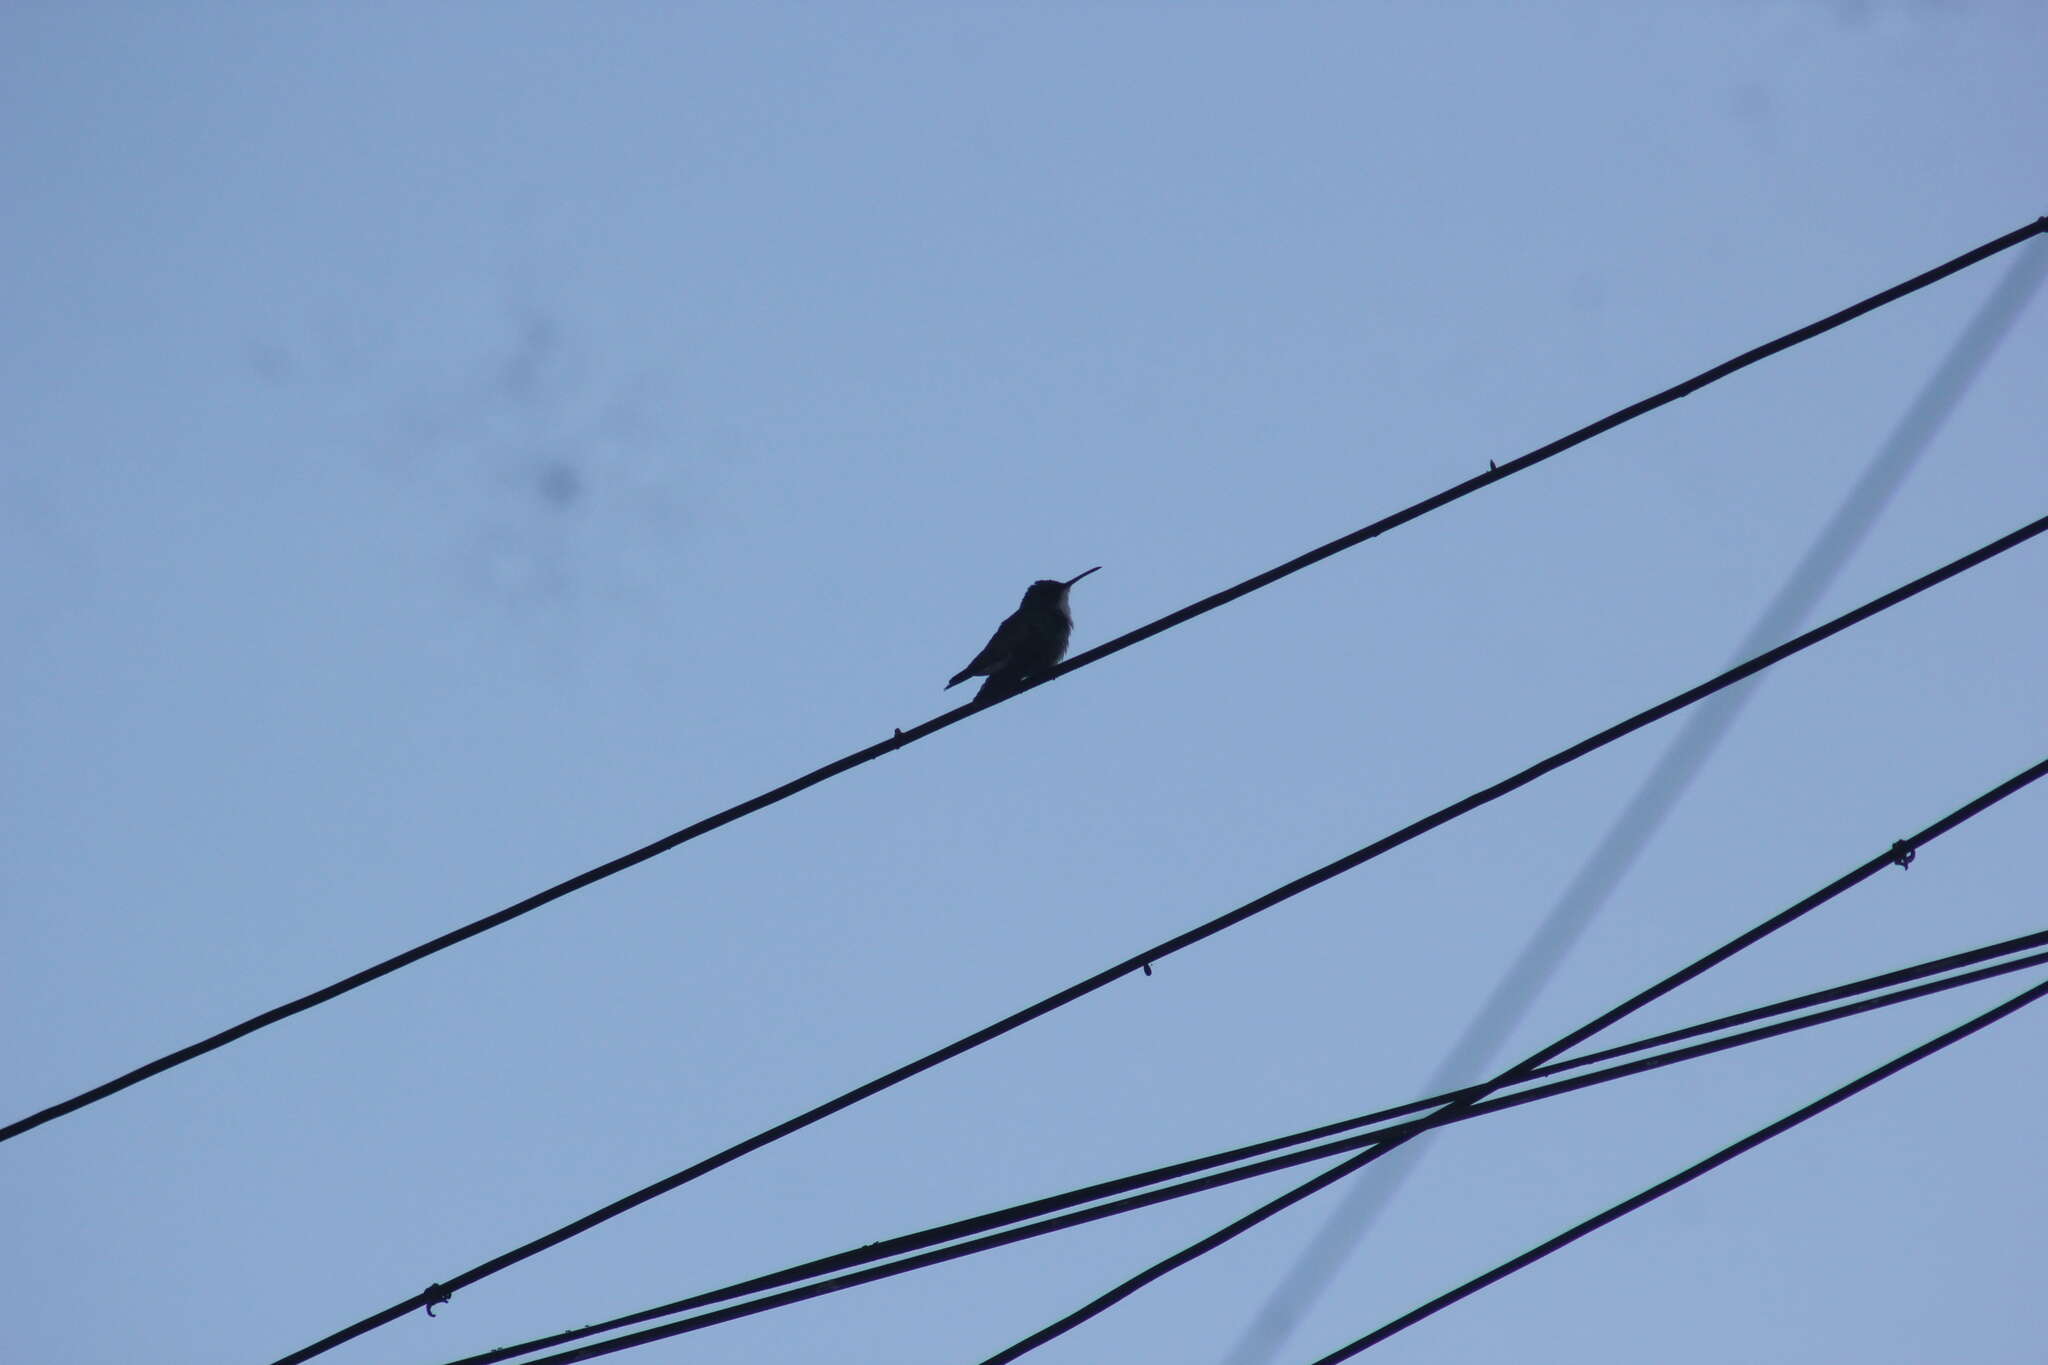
(946, 612, 1024, 687)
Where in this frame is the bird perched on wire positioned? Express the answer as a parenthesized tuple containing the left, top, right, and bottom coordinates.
(946, 567, 1100, 702)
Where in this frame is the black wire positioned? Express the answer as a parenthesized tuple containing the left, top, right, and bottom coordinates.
(464, 952, 2048, 1365)
(1308, 972, 2048, 1361)
(1223, 223, 2048, 1365)
(436, 922, 2048, 1365)
(11, 219, 2041, 1153)
(269, 519, 2048, 1365)
(973, 756, 2048, 1364)
(1549, 928, 2048, 1073)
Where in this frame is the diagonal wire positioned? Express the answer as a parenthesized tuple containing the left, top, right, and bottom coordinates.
(454, 949, 2048, 1365)
(266, 511, 2048, 1364)
(1307, 972, 2048, 1360)
(268, 516, 2048, 1365)
(10, 219, 2043, 1151)
(972, 756, 2048, 1364)
(1220, 228, 2048, 1365)
(436, 919, 2048, 1365)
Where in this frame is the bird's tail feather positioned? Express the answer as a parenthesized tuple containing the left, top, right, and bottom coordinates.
(974, 670, 1029, 703)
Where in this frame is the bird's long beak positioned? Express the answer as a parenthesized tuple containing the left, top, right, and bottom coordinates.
(1064, 566, 1101, 587)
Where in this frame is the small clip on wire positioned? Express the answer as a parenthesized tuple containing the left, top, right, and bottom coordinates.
(1890, 840, 1916, 870)
(423, 1284, 453, 1318)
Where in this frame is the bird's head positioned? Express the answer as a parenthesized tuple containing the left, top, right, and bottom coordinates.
(1023, 566, 1100, 606)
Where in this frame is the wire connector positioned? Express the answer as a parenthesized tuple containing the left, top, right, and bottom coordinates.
(422, 1284, 453, 1318)
(1890, 840, 1917, 870)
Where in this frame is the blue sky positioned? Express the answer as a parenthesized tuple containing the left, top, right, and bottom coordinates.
(4, 4, 2046, 1363)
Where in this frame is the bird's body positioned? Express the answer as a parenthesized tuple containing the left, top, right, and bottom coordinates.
(946, 568, 1099, 702)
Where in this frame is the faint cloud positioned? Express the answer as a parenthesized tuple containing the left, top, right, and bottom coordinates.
(413, 302, 687, 615)
(247, 340, 295, 385)
(532, 457, 583, 510)
(496, 309, 577, 409)
(244, 301, 394, 386)
(257, 261, 710, 684)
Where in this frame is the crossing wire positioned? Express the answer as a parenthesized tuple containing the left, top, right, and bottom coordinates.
(1307, 972, 2048, 1360)
(974, 755, 2048, 1364)
(8, 217, 2042, 1152)
(270, 515, 2048, 1365)
(1222, 228, 2048, 1365)
(438, 917, 2048, 1365)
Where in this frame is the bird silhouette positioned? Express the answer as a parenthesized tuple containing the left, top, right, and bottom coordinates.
(946, 567, 1100, 702)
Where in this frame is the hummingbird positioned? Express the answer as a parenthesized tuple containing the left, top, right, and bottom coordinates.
(946, 567, 1100, 702)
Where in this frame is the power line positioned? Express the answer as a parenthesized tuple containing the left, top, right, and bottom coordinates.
(269, 519, 2048, 1365)
(1553, 927, 2048, 1072)
(456, 940, 2048, 1365)
(972, 755, 2048, 1364)
(10, 218, 2041, 1151)
(1308, 972, 2048, 1360)
(439, 917, 2048, 1365)
(1222, 229, 2048, 1365)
